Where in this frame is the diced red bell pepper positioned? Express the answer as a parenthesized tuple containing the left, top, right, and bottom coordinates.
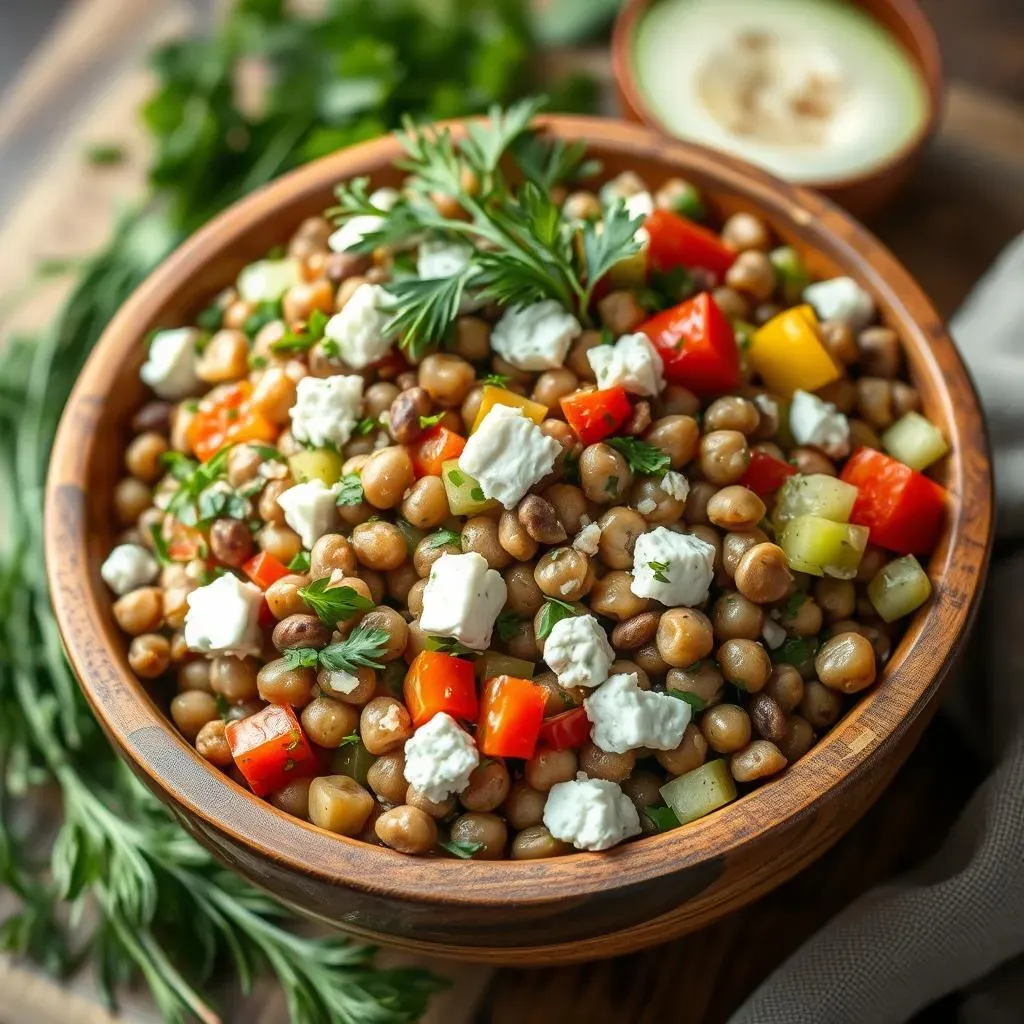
(560, 387, 632, 445)
(242, 551, 291, 591)
(407, 426, 467, 478)
(258, 596, 276, 629)
(538, 707, 591, 751)
(187, 381, 278, 463)
(225, 704, 318, 797)
(165, 520, 206, 562)
(639, 292, 741, 394)
(741, 449, 798, 496)
(644, 208, 737, 280)
(477, 675, 547, 760)
(840, 447, 947, 555)
(403, 650, 478, 727)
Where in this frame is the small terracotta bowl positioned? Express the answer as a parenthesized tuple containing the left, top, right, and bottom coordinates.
(612, 0, 944, 219)
(46, 116, 990, 966)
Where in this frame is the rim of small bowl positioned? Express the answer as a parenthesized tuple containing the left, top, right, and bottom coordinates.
(46, 115, 991, 915)
(611, 0, 944, 194)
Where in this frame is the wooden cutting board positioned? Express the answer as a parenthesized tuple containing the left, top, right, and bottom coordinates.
(1, 1, 1022, 1021)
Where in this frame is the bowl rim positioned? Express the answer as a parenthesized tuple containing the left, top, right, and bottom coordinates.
(46, 114, 992, 913)
(610, 0, 944, 192)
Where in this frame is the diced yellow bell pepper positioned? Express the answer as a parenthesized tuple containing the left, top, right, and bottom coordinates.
(441, 459, 500, 516)
(471, 385, 547, 433)
(748, 305, 842, 397)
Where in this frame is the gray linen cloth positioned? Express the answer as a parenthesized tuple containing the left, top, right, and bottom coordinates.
(730, 234, 1024, 1024)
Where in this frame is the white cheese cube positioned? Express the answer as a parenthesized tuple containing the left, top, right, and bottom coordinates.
(572, 522, 602, 555)
(402, 712, 480, 803)
(543, 773, 641, 852)
(630, 527, 715, 607)
(139, 328, 202, 400)
(761, 618, 787, 650)
(276, 479, 340, 549)
(327, 191, 397, 253)
(490, 300, 582, 371)
(419, 552, 507, 650)
(184, 573, 263, 658)
(661, 471, 690, 502)
(587, 332, 665, 397)
(543, 613, 615, 690)
(584, 672, 690, 754)
(623, 190, 654, 220)
(237, 258, 300, 304)
(323, 283, 396, 370)
(417, 239, 474, 279)
(789, 389, 850, 459)
(100, 543, 160, 596)
(458, 405, 562, 509)
(289, 374, 363, 449)
(803, 276, 875, 331)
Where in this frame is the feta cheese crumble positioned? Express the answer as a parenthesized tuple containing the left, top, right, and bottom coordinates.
(572, 522, 602, 555)
(630, 527, 716, 607)
(139, 328, 201, 400)
(661, 471, 690, 502)
(184, 573, 263, 657)
(543, 613, 615, 690)
(623, 190, 655, 221)
(327, 188, 399, 253)
(289, 374, 363, 449)
(584, 672, 691, 753)
(321, 669, 362, 695)
(761, 618, 787, 650)
(276, 479, 340, 549)
(803, 276, 875, 332)
(543, 773, 641, 852)
(323, 282, 396, 369)
(100, 544, 160, 596)
(458, 404, 562, 509)
(587, 332, 665, 397)
(417, 238, 474, 279)
(419, 552, 507, 650)
(402, 712, 480, 803)
(490, 300, 582, 371)
(789, 388, 851, 459)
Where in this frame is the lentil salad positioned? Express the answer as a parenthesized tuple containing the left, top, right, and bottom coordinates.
(103, 102, 949, 859)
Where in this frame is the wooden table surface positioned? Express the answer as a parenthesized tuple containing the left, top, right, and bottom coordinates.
(1, 1, 1022, 1022)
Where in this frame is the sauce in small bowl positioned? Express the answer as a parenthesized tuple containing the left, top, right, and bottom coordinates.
(614, 0, 942, 217)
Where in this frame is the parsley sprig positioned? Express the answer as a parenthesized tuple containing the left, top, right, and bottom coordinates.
(331, 99, 643, 357)
(284, 625, 389, 675)
(297, 578, 374, 625)
(607, 436, 671, 477)
(535, 597, 576, 641)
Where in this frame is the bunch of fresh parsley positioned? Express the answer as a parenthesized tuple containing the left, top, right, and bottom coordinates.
(0, 1, 596, 1021)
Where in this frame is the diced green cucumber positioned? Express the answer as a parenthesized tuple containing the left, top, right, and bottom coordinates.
(867, 554, 932, 623)
(475, 652, 535, 682)
(779, 515, 869, 579)
(441, 459, 499, 516)
(237, 258, 300, 303)
(660, 759, 737, 826)
(773, 473, 858, 527)
(331, 740, 375, 788)
(288, 448, 343, 486)
(882, 412, 949, 471)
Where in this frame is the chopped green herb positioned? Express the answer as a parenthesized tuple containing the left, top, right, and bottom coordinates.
(307, 308, 329, 339)
(242, 299, 282, 339)
(319, 625, 390, 675)
(288, 551, 311, 572)
(197, 486, 248, 523)
(599, 326, 616, 345)
(772, 637, 819, 668)
(424, 636, 477, 657)
(782, 591, 807, 619)
(297, 578, 374, 626)
(338, 734, 362, 747)
(644, 805, 681, 832)
(535, 597, 576, 641)
(160, 450, 198, 482)
(447, 468, 464, 487)
(427, 528, 462, 549)
(197, 566, 226, 586)
(148, 524, 174, 567)
(195, 303, 223, 332)
(248, 354, 269, 370)
(667, 689, 707, 712)
(85, 143, 126, 166)
(495, 610, 522, 643)
(321, 337, 341, 359)
(607, 436, 671, 476)
(419, 411, 446, 429)
(353, 416, 378, 436)
(439, 839, 484, 859)
(481, 373, 510, 388)
(283, 648, 321, 670)
(334, 474, 364, 507)
(215, 694, 231, 720)
(648, 559, 671, 584)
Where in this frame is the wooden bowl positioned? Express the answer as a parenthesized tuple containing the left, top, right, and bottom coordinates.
(46, 116, 991, 965)
(612, 0, 944, 219)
